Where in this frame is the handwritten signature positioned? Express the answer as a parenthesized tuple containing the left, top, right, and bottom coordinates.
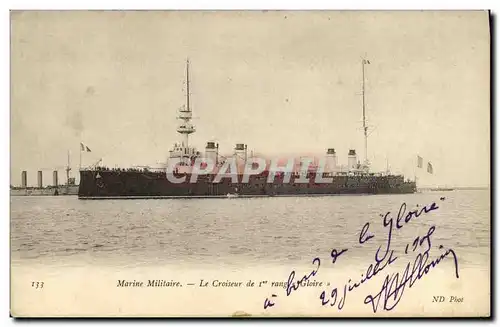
(263, 197, 460, 313)
(365, 239, 459, 312)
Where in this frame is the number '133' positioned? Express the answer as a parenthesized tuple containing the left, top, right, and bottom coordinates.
(31, 281, 44, 289)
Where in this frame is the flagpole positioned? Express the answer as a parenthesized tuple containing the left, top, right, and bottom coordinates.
(414, 156, 418, 191)
(66, 150, 71, 185)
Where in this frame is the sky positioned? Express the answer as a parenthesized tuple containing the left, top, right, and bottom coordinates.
(10, 10, 490, 187)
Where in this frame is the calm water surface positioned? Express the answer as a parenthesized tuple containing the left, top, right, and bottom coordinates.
(11, 190, 490, 269)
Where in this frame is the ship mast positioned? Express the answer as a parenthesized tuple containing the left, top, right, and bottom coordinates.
(361, 58, 370, 168)
(66, 150, 71, 190)
(186, 58, 190, 113)
(176, 58, 196, 163)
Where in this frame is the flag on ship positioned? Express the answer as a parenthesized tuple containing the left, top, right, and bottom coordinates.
(363, 59, 371, 64)
(427, 162, 433, 174)
(80, 143, 91, 152)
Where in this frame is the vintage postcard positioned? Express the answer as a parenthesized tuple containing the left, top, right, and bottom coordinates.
(10, 10, 490, 317)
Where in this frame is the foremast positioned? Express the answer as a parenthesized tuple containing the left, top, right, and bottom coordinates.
(169, 59, 198, 166)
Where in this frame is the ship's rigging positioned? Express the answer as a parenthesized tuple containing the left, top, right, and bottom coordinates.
(165, 57, 378, 175)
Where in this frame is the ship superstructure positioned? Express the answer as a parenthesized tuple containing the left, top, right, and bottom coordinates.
(11, 151, 78, 196)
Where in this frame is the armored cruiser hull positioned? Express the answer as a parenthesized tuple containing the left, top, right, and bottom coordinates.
(78, 169, 416, 199)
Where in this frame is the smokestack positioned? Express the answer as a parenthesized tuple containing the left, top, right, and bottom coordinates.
(53, 171, 58, 187)
(234, 143, 246, 173)
(348, 149, 357, 172)
(205, 142, 218, 167)
(326, 148, 337, 173)
(37, 171, 43, 188)
(21, 171, 27, 188)
(234, 143, 246, 159)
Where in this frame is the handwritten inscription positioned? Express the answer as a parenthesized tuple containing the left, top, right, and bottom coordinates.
(286, 258, 321, 296)
(364, 229, 459, 312)
(263, 197, 460, 313)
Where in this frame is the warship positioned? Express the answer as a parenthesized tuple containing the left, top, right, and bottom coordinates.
(78, 59, 416, 199)
(11, 152, 79, 196)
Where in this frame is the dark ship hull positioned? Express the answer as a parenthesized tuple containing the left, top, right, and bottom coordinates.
(78, 169, 416, 199)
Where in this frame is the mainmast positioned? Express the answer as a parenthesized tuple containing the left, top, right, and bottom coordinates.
(361, 58, 370, 167)
(186, 58, 190, 112)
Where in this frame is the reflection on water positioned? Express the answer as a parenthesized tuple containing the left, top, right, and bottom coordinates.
(10, 191, 490, 269)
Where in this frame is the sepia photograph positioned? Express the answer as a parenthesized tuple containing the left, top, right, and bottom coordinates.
(9, 10, 490, 317)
